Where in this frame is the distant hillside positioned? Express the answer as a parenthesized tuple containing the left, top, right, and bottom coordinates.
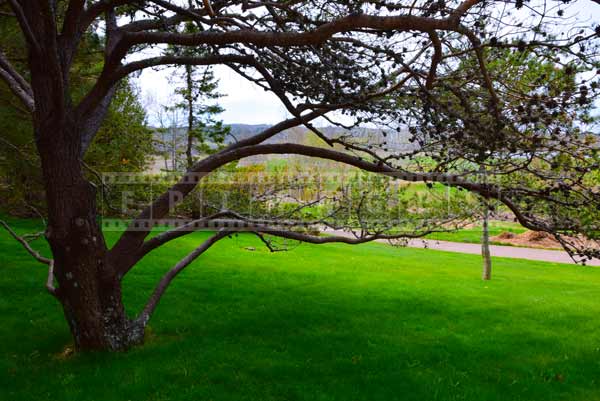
(228, 124, 414, 150)
(150, 124, 416, 171)
(227, 124, 272, 142)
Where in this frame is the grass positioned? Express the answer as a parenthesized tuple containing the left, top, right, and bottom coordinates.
(426, 221, 527, 245)
(2, 217, 600, 401)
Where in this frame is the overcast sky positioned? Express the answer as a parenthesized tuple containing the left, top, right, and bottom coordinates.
(139, 65, 291, 125)
(137, 0, 599, 127)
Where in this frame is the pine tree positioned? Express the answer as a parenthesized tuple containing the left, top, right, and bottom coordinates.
(168, 18, 229, 170)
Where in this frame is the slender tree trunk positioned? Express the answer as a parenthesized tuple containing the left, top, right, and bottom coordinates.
(171, 126, 177, 171)
(36, 118, 144, 351)
(481, 203, 492, 281)
(184, 65, 203, 219)
(185, 64, 194, 170)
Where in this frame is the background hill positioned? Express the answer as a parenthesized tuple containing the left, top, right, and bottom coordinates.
(151, 124, 415, 171)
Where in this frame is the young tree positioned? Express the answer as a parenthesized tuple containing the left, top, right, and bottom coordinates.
(170, 44, 229, 168)
(176, 65, 229, 167)
(163, 1, 230, 170)
(481, 200, 492, 281)
(0, 0, 598, 351)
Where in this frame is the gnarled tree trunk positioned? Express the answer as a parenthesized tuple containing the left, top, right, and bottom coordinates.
(36, 116, 143, 351)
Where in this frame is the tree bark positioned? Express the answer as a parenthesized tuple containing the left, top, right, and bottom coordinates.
(36, 118, 143, 351)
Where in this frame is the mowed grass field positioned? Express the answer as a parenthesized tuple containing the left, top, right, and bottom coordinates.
(426, 221, 527, 245)
(1, 217, 600, 401)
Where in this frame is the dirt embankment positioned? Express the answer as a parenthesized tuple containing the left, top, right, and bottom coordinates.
(491, 231, 562, 249)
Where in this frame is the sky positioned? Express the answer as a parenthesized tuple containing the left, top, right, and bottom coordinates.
(137, 0, 599, 127)
(139, 65, 291, 125)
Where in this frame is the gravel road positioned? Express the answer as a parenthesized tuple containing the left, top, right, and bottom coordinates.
(326, 230, 600, 266)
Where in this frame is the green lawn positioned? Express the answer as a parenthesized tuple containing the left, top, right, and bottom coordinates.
(426, 221, 527, 245)
(1, 217, 600, 401)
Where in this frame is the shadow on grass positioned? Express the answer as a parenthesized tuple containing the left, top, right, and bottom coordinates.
(1, 227, 600, 401)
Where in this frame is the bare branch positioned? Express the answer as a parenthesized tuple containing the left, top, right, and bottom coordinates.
(0, 67, 34, 111)
(77, 54, 251, 119)
(0, 51, 34, 112)
(456, 25, 500, 115)
(135, 230, 229, 327)
(426, 31, 442, 90)
(223, 110, 326, 151)
(6, 0, 40, 54)
(255, 229, 426, 245)
(0, 136, 37, 165)
(202, 0, 215, 17)
(116, 54, 253, 83)
(46, 260, 57, 297)
(0, 220, 50, 265)
(80, 84, 118, 155)
(136, 212, 235, 259)
(0, 220, 57, 297)
(79, 0, 133, 33)
(450, 0, 484, 22)
(253, 231, 281, 252)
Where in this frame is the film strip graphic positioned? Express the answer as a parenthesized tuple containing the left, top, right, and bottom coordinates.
(99, 171, 484, 231)
(100, 171, 472, 185)
(101, 218, 319, 232)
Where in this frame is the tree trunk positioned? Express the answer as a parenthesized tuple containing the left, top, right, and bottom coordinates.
(36, 119, 144, 351)
(481, 204, 492, 281)
(18, 1, 146, 351)
(185, 64, 194, 170)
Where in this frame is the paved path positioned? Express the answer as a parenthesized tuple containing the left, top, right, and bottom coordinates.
(326, 230, 600, 266)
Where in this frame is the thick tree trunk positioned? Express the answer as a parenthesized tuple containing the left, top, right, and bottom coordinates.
(18, 0, 146, 351)
(36, 119, 144, 351)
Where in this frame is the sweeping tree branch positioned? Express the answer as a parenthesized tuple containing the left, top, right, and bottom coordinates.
(254, 228, 438, 245)
(110, 129, 572, 278)
(222, 110, 327, 151)
(134, 229, 229, 327)
(120, 13, 456, 49)
(107, 113, 326, 272)
(133, 211, 466, 327)
(136, 212, 237, 260)
(72, 0, 489, 164)
(116, 54, 254, 82)
(106, 0, 484, 68)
